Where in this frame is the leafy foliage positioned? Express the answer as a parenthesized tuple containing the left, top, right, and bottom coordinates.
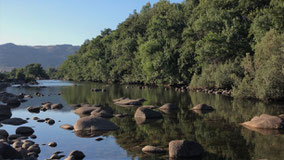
(58, 0, 283, 101)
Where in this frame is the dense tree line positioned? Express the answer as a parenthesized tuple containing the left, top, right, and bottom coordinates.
(58, 0, 284, 101)
(0, 64, 48, 82)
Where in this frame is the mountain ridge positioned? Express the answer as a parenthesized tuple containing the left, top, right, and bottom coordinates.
(0, 43, 80, 71)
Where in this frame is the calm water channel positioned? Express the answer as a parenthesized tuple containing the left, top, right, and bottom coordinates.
(2, 80, 284, 160)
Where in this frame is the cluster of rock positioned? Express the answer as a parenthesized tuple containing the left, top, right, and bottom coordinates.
(0, 126, 42, 159)
(0, 124, 85, 160)
(0, 82, 10, 90)
(0, 92, 23, 107)
(141, 140, 204, 158)
(71, 103, 119, 138)
(190, 88, 232, 96)
(91, 88, 106, 92)
(113, 97, 146, 106)
(27, 102, 64, 113)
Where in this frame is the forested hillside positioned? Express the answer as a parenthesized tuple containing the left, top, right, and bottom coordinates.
(59, 0, 284, 101)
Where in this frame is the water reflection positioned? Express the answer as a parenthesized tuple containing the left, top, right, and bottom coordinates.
(3, 81, 284, 160)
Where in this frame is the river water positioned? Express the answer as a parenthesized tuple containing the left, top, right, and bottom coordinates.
(2, 80, 284, 160)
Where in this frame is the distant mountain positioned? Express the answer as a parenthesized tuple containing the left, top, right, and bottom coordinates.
(0, 43, 80, 71)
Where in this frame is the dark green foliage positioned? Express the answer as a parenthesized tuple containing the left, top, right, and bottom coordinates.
(58, 0, 283, 101)
(46, 68, 59, 79)
(189, 60, 243, 89)
(6, 63, 48, 82)
(233, 30, 284, 101)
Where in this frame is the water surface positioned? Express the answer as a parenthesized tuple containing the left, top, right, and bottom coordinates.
(2, 80, 284, 160)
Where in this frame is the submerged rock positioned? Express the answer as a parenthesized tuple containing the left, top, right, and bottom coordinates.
(241, 114, 284, 129)
(169, 140, 204, 158)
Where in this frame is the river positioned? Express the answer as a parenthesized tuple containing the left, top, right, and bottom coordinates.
(2, 80, 284, 160)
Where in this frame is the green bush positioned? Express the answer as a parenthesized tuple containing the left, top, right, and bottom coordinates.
(233, 30, 284, 101)
(189, 60, 243, 89)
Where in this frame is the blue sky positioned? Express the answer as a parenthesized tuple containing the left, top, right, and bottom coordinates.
(0, 0, 183, 46)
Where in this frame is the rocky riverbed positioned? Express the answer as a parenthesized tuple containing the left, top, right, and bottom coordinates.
(0, 80, 283, 160)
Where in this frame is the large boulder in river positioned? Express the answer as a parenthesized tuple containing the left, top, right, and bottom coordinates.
(90, 107, 113, 118)
(241, 114, 284, 129)
(0, 105, 12, 121)
(6, 97, 21, 107)
(65, 150, 85, 160)
(0, 142, 23, 159)
(16, 126, 34, 136)
(1, 118, 27, 125)
(0, 129, 9, 139)
(191, 104, 214, 110)
(159, 103, 177, 113)
(134, 107, 162, 119)
(74, 116, 119, 132)
(169, 140, 204, 158)
(74, 106, 100, 116)
(113, 97, 144, 106)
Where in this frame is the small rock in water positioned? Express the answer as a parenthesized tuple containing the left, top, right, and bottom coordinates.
(51, 103, 63, 110)
(27, 106, 41, 113)
(48, 142, 57, 147)
(50, 153, 65, 159)
(95, 137, 103, 141)
(142, 145, 165, 153)
(37, 119, 45, 122)
(22, 140, 35, 149)
(33, 117, 39, 120)
(30, 135, 37, 139)
(46, 119, 55, 125)
(12, 140, 23, 148)
(27, 144, 41, 154)
(60, 124, 74, 130)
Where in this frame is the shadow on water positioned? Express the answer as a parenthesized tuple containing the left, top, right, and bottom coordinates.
(3, 81, 284, 160)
